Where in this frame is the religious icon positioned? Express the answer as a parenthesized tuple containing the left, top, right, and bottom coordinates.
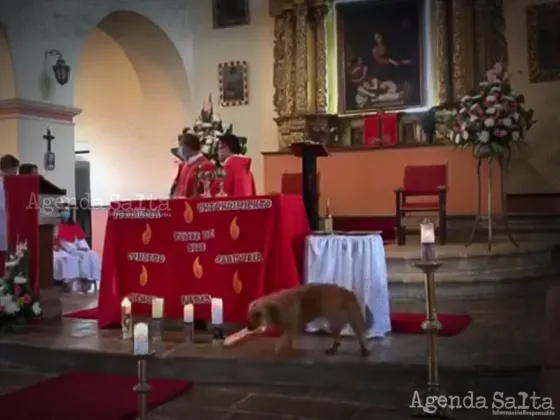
(219, 61, 249, 106)
(527, 2, 560, 83)
(43, 128, 56, 171)
(337, 0, 425, 113)
(213, 0, 250, 29)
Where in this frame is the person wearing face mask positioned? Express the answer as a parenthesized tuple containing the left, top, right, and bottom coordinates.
(173, 132, 214, 198)
(54, 205, 100, 292)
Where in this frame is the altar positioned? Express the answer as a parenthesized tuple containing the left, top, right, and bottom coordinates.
(97, 195, 309, 327)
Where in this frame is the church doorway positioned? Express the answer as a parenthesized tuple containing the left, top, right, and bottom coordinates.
(0, 24, 18, 155)
(74, 11, 190, 205)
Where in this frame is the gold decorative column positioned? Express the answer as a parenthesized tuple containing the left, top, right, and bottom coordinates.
(294, 0, 309, 114)
(312, 2, 330, 113)
(451, 0, 475, 99)
(473, 0, 490, 81)
(435, 0, 451, 104)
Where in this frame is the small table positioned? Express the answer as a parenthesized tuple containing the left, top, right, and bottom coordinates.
(304, 232, 391, 338)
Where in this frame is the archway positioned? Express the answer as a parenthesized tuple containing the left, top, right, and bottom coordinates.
(75, 11, 189, 205)
(0, 24, 18, 155)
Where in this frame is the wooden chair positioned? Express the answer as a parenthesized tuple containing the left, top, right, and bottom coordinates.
(394, 164, 448, 245)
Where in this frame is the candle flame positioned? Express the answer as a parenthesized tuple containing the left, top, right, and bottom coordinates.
(183, 202, 194, 224)
(229, 216, 240, 240)
(232, 271, 242, 294)
(141, 223, 152, 245)
(139, 265, 148, 286)
(193, 256, 203, 279)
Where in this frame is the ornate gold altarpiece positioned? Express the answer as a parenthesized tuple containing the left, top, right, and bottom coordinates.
(270, 0, 508, 150)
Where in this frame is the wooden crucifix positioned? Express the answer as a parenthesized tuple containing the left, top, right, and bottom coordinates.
(43, 128, 55, 171)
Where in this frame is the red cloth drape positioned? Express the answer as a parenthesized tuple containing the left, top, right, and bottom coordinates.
(4, 175, 39, 293)
(363, 115, 380, 145)
(381, 113, 399, 146)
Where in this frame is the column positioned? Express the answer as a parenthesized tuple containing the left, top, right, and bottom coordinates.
(435, 0, 451, 104)
(313, 3, 330, 113)
(473, 0, 490, 81)
(451, 0, 475, 99)
(294, 0, 308, 114)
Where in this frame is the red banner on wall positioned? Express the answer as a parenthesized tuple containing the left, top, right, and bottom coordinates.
(98, 195, 309, 327)
(4, 175, 39, 292)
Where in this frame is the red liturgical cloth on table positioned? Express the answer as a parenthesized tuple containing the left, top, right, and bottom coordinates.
(97, 195, 309, 328)
(363, 115, 380, 145)
(381, 113, 399, 146)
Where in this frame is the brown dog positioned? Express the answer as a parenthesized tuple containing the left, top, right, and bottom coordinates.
(247, 283, 370, 356)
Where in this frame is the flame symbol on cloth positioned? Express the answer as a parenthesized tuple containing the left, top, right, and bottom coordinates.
(232, 271, 242, 294)
(183, 202, 194, 224)
(141, 223, 152, 245)
(139, 265, 148, 287)
(193, 257, 203, 279)
(229, 216, 240, 240)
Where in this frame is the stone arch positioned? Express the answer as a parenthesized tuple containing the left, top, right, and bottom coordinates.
(0, 24, 16, 100)
(75, 11, 189, 204)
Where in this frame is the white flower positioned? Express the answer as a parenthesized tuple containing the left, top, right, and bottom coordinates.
(454, 133, 461, 144)
(486, 95, 497, 102)
(501, 118, 512, 127)
(469, 115, 478, 123)
(32, 301, 41, 316)
(201, 144, 211, 155)
(461, 95, 472, 102)
(0, 295, 19, 314)
(512, 112, 520, 121)
(14, 275, 27, 285)
(512, 131, 520, 141)
(461, 130, 469, 140)
(478, 131, 490, 143)
(484, 118, 495, 127)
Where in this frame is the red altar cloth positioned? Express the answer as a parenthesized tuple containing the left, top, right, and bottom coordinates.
(98, 195, 309, 328)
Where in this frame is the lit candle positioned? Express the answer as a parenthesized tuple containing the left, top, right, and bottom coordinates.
(183, 304, 194, 323)
(121, 297, 131, 315)
(151, 298, 164, 319)
(133, 323, 149, 355)
(211, 298, 223, 325)
(420, 221, 435, 244)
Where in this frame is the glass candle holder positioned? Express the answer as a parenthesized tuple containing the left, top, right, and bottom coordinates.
(121, 307, 132, 340)
(150, 318, 162, 341)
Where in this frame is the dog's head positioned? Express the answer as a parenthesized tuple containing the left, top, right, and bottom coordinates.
(247, 300, 280, 331)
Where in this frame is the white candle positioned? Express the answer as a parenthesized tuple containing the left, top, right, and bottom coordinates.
(121, 297, 131, 315)
(183, 304, 194, 323)
(211, 298, 223, 325)
(133, 323, 149, 355)
(152, 298, 164, 319)
(420, 221, 435, 244)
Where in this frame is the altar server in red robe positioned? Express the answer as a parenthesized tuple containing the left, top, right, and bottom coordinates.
(216, 134, 256, 197)
(54, 206, 100, 292)
(0, 154, 20, 276)
(174, 132, 213, 198)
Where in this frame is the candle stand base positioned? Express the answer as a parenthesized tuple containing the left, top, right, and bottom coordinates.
(212, 325, 224, 344)
(184, 322, 194, 342)
(411, 389, 454, 419)
(133, 351, 156, 420)
(150, 318, 163, 341)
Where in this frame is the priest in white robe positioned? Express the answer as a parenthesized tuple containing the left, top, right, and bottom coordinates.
(54, 207, 101, 292)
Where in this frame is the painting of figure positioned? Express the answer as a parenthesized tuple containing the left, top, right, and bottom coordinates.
(337, 0, 425, 113)
(219, 61, 249, 106)
(527, 2, 560, 83)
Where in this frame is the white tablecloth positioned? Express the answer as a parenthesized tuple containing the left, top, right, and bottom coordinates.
(304, 233, 391, 338)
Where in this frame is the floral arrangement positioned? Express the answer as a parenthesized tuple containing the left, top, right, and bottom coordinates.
(446, 62, 536, 159)
(0, 241, 41, 330)
(185, 94, 247, 166)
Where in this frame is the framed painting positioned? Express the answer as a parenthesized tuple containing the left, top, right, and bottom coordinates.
(213, 0, 250, 29)
(336, 0, 426, 113)
(527, 2, 560, 83)
(218, 61, 249, 106)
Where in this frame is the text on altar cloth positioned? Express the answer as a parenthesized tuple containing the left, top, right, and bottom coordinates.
(127, 252, 166, 263)
(197, 199, 273, 213)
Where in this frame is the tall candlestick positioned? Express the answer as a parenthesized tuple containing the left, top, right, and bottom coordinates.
(121, 297, 132, 340)
(211, 298, 224, 343)
(133, 323, 149, 355)
(151, 298, 164, 319)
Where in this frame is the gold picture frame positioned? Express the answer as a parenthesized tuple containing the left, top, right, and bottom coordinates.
(218, 61, 249, 107)
(527, 2, 560, 83)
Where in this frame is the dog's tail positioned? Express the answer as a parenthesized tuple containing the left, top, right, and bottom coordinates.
(344, 291, 369, 355)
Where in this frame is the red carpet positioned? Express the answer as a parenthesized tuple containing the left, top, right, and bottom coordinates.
(0, 372, 191, 420)
(65, 308, 471, 336)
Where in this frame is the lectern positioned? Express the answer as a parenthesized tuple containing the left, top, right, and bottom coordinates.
(289, 142, 329, 230)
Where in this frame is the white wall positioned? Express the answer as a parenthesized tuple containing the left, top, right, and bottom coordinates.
(504, 0, 560, 193)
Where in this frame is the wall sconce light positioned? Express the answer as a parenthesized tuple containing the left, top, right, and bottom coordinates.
(45, 49, 71, 86)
